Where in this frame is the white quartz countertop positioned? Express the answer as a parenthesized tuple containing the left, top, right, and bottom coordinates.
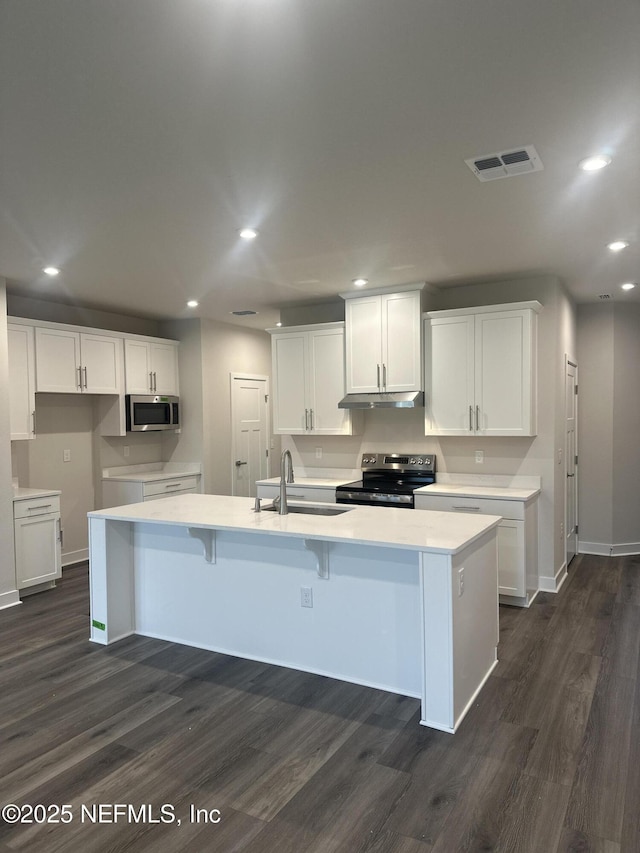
(13, 487, 61, 501)
(88, 493, 500, 555)
(415, 483, 540, 501)
(256, 476, 357, 489)
(102, 463, 201, 483)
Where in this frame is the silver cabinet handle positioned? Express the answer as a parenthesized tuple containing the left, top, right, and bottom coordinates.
(28, 503, 53, 511)
(475, 405, 480, 431)
(304, 408, 309, 430)
(77, 366, 83, 389)
(452, 505, 481, 512)
(153, 371, 157, 392)
(377, 364, 381, 390)
(235, 460, 248, 467)
(309, 409, 314, 430)
(567, 473, 575, 478)
(32, 411, 36, 435)
(382, 363, 387, 390)
(83, 366, 88, 389)
(163, 483, 183, 490)
(149, 371, 154, 392)
(469, 405, 473, 431)
(58, 519, 63, 547)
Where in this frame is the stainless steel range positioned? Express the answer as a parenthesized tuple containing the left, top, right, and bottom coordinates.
(335, 452, 436, 509)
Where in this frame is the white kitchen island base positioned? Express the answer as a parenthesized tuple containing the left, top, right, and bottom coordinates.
(88, 495, 500, 733)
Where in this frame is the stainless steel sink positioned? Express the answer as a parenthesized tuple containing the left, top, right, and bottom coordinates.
(262, 504, 349, 516)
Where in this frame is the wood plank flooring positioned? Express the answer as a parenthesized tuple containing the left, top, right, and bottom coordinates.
(1, 554, 639, 852)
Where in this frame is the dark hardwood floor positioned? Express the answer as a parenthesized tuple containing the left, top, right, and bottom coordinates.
(1, 553, 638, 852)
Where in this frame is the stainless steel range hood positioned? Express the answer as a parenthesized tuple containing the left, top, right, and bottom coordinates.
(338, 390, 424, 409)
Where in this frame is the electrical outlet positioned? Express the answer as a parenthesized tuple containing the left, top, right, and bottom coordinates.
(315, 446, 323, 460)
(123, 445, 130, 458)
(301, 586, 313, 608)
(560, 521, 564, 539)
(475, 450, 484, 464)
(63, 449, 71, 462)
(458, 568, 465, 597)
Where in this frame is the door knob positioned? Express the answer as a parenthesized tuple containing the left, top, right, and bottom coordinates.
(235, 460, 248, 466)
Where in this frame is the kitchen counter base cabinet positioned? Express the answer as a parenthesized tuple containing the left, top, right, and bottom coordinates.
(102, 474, 201, 507)
(14, 493, 62, 594)
(415, 493, 538, 606)
(88, 497, 499, 733)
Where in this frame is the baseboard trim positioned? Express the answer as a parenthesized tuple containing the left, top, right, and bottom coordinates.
(0, 588, 21, 610)
(539, 561, 567, 594)
(579, 542, 640, 557)
(62, 548, 89, 567)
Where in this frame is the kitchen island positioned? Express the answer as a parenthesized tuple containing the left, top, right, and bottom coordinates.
(88, 494, 500, 733)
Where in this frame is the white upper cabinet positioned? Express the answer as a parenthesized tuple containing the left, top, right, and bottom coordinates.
(124, 339, 179, 396)
(344, 288, 422, 393)
(35, 328, 124, 395)
(270, 323, 358, 435)
(8, 323, 36, 440)
(424, 302, 541, 436)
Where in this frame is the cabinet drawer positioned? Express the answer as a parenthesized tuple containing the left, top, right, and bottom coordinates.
(256, 485, 336, 503)
(14, 495, 61, 519)
(142, 476, 200, 498)
(414, 494, 525, 520)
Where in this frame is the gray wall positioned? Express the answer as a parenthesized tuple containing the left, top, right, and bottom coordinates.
(577, 302, 640, 553)
(0, 281, 18, 606)
(284, 275, 577, 588)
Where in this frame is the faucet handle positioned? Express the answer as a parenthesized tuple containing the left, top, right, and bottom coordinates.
(253, 496, 261, 512)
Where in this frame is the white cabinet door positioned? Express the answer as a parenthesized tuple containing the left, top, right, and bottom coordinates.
(35, 327, 82, 393)
(271, 324, 356, 435)
(80, 334, 123, 394)
(124, 340, 179, 395)
(496, 519, 526, 597)
(8, 324, 36, 440)
(425, 315, 475, 435)
(345, 290, 422, 394)
(425, 304, 537, 437)
(345, 296, 383, 393)
(272, 332, 308, 434)
(14, 512, 62, 589)
(35, 328, 122, 395)
(307, 327, 352, 434)
(475, 309, 534, 436)
(382, 290, 422, 392)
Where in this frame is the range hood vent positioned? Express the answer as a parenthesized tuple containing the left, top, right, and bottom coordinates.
(338, 391, 424, 409)
(465, 145, 543, 181)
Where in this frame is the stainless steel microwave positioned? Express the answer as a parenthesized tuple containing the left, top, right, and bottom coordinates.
(125, 395, 180, 432)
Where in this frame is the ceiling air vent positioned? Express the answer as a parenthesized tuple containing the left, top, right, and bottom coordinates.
(465, 145, 543, 182)
(231, 309, 258, 316)
(598, 294, 612, 300)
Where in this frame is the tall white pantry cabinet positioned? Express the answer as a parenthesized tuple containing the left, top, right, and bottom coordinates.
(424, 301, 541, 437)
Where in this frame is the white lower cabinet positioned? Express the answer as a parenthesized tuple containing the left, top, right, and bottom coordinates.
(102, 474, 201, 508)
(415, 493, 538, 605)
(14, 493, 62, 592)
(256, 483, 337, 504)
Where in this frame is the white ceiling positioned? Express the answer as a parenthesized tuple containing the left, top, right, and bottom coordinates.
(1, 0, 639, 329)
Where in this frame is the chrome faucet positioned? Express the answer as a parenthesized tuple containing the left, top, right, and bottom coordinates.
(277, 449, 294, 515)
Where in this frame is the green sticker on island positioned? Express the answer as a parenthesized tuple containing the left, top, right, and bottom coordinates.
(92, 619, 106, 631)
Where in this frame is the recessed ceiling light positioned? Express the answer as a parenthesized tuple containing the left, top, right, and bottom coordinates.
(607, 240, 629, 252)
(239, 228, 258, 240)
(42, 266, 60, 276)
(187, 300, 199, 308)
(621, 282, 636, 291)
(579, 154, 611, 172)
(352, 278, 368, 287)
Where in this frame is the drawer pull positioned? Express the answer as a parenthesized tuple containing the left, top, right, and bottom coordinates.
(164, 483, 183, 490)
(27, 503, 53, 511)
(452, 505, 480, 512)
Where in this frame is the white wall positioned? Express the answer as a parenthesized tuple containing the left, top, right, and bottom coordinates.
(0, 281, 19, 607)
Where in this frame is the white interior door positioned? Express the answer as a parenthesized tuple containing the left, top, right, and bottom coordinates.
(231, 374, 269, 497)
(565, 359, 578, 566)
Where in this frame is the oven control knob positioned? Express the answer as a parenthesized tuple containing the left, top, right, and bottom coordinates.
(410, 458, 416, 464)
(417, 457, 424, 464)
